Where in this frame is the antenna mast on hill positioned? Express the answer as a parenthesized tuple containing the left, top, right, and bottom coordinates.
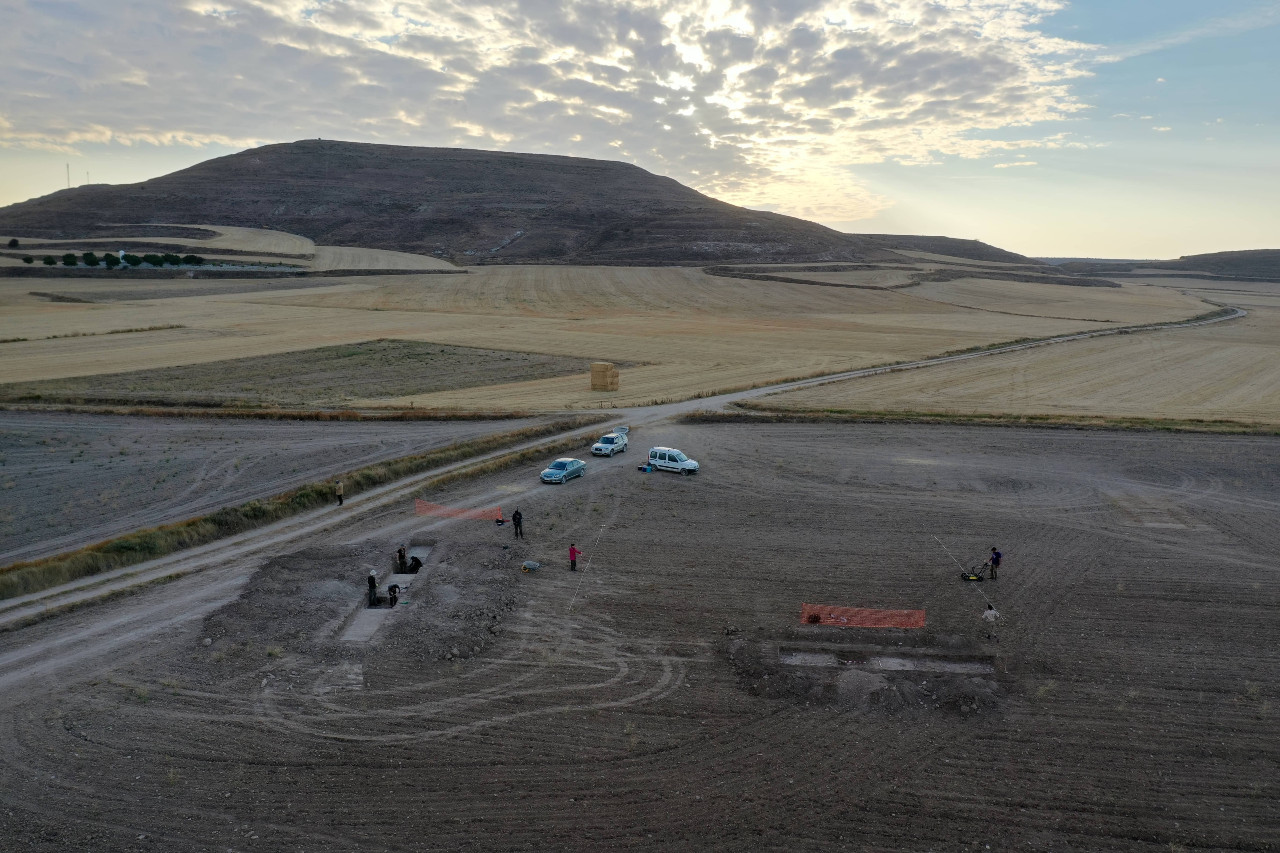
(66, 163, 70, 188)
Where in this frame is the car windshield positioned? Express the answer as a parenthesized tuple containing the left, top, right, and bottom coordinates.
(549, 461, 568, 470)
(600, 437, 615, 444)
(672, 451, 687, 462)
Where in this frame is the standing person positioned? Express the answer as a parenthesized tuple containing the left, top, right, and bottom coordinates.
(981, 603, 1001, 640)
(335, 479, 344, 507)
(396, 545, 407, 572)
(367, 570, 378, 606)
(985, 547, 1002, 580)
(512, 508, 524, 539)
(568, 543, 582, 572)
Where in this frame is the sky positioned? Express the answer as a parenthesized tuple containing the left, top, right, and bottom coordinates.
(0, 0, 1275, 258)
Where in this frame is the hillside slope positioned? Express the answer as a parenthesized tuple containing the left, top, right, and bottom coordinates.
(1059, 249, 1280, 280)
(0, 140, 1034, 266)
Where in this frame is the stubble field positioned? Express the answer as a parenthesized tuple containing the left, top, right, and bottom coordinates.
(0, 227, 1217, 412)
(0, 422, 1274, 851)
(758, 280, 1280, 426)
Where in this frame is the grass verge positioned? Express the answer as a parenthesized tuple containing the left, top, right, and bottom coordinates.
(0, 415, 607, 601)
(0, 404, 541, 421)
(682, 407, 1280, 435)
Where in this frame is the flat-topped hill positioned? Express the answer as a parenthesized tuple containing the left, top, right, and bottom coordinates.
(0, 140, 1034, 266)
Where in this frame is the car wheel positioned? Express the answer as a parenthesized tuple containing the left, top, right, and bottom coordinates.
(681, 468, 690, 476)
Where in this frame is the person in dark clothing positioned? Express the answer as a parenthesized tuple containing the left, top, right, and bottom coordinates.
(396, 545, 407, 572)
(367, 570, 378, 606)
(407, 555, 423, 572)
(512, 508, 524, 539)
(335, 480, 344, 506)
(985, 547, 1002, 580)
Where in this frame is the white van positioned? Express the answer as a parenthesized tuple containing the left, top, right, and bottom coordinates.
(647, 446, 699, 475)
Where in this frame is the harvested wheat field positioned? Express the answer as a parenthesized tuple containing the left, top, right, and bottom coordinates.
(758, 304, 1280, 424)
(0, 227, 1221, 411)
(905, 277, 1207, 323)
(0, 423, 1274, 850)
(310, 245, 457, 271)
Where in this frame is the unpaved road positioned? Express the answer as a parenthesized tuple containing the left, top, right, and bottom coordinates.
(0, 413, 543, 565)
(0, 422, 1276, 851)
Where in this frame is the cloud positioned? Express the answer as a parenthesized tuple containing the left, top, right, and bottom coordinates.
(994, 161, 1037, 168)
(1095, 5, 1280, 63)
(0, 0, 1097, 221)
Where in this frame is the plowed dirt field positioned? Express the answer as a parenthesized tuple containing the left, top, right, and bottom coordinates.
(0, 423, 1274, 851)
(0, 412, 539, 565)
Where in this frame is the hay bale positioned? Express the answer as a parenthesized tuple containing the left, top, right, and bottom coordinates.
(590, 361, 619, 392)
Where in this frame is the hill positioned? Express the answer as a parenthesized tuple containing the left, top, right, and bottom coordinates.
(0, 140, 1033, 266)
(1059, 249, 1280, 280)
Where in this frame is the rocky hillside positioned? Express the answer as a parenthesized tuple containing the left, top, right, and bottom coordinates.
(0, 140, 1034, 266)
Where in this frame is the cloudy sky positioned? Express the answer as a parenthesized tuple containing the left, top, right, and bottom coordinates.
(1, 0, 1275, 257)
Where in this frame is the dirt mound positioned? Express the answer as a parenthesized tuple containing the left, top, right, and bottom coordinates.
(186, 539, 526, 691)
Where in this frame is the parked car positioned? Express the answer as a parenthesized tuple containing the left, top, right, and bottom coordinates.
(647, 447, 699, 475)
(540, 457, 586, 484)
(591, 429, 629, 456)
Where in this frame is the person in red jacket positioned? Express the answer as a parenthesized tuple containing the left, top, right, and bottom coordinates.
(569, 544, 582, 572)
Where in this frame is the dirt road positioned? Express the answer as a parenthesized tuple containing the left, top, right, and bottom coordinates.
(0, 413, 542, 565)
(0, 422, 1275, 851)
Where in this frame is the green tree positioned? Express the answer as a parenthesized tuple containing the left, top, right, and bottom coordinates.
(61, 253, 77, 267)
(181, 254, 205, 266)
(161, 252, 182, 266)
(82, 251, 100, 267)
(22, 256, 34, 264)
(103, 253, 120, 269)
(122, 254, 143, 267)
(42, 255, 56, 266)
(6, 238, 18, 248)
(142, 253, 164, 267)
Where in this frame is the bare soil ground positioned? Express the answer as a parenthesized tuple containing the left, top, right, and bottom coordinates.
(0, 423, 1274, 851)
(0, 340, 597, 408)
(0, 412, 540, 565)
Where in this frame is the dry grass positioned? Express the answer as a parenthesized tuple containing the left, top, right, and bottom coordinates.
(310, 246, 456, 271)
(0, 227, 1226, 412)
(756, 306, 1280, 424)
(0, 340, 595, 408)
(904, 277, 1208, 323)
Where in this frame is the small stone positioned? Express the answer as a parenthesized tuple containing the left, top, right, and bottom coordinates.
(202, 638, 212, 646)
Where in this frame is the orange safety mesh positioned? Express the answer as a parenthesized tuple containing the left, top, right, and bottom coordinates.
(414, 499, 503, 521)
(800, 603, 926, 629)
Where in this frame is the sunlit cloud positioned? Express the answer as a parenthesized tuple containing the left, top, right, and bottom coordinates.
(0, 0, 1099, 221)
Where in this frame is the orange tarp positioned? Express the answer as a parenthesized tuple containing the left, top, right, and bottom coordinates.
(800, 603, 926, 629)
(414, 500, 503, 521)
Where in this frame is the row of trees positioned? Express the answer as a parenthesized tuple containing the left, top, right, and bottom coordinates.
(22, 252, 206, 268)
